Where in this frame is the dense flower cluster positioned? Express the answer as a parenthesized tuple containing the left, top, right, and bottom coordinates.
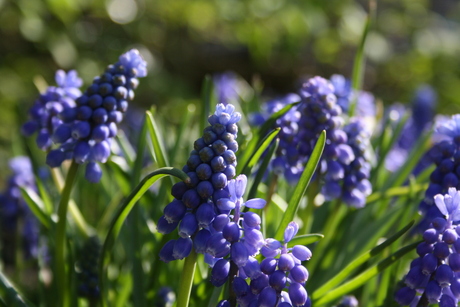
(157, 103, 241, 261)
(24, 50, 147, 183)
(418, 115, 460, 230)
(22, 70, 82, 150)
(227, 221, 312, 307)
(76, 236, 101, 298)
(0, 157, 40, 261)
(396, 188, 460, 306)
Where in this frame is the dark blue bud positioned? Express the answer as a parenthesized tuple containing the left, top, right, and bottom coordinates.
(405, 266, 428, 289)
(108, 122, 118, 138)
(206, 233, 230, 258)
(227, 123, 238, 134)
(421, 253, 438, 275)
(260, 257, 277, 275)
(227, 141, 238, 152)
(171, 181, 188, 199)
(74, 141, 91, 164)
(423, 228, 439, 244)
(85, 162, 102, 183)
(113, 74, 126, 86)
(163, 199, 187, 223)
(451, 279, 460, 299)
(211, 123, 226, 135)
(172, 237, 192, 260)
(435, 264, 453, 287)
(223, 222, 241, 243)
(72, 121, 91, 139)
(182, 189, 201, 209)
(178, 213, 198, 238)
(231, 242, 249, 267)
(199, 147, 215, 163)
(278, 254, 295, 272)
(53, 124, 72, 143)
(426, 280, 442, 304)
(187, 153, 201, 171)
(250, 274, 269, 295)
(223, 165, 236, 180)
(195, 202, 216, 228)
(433, 218, 447, 232)
(36, 130, 51, 149)
(212, 140, 228, 155)
(416, 242, 434, 257)
(233, 276, 249, 297)
(117, 100, 128, 113)
(394, 286, 416, 306)
(88, 95, 103, 108)
(107, 110, 123, 123)
(114, 86, 127, 99)
(443, 229, 458, 244)
(212, 214, 230, 232)
(76, 95, 89, 105)
(194, 138, 206, 151)
(290, 265, 309, 283)
(442, 173, 459, 190)
(243, 212, 261, 228)
(186, 172, 199, 188)
(157, 216, 179, 234)
(292, 246, 312, 261)
(46, 149, 66, 167)
(194, 228, 211, 254)
(269, 270, 287, 292)
(98, 83, 113, 96)
(449, 253, 460, 272)
(244, 256, 262, 279)
(433, 242, 450, 259)
(211, 156, 226, 172)
(440, 294, 456, 307)
(87, 84, 99, 95)
(91, 140, 111, 163)
(257, 286, 278, 307)
(159, 239, 176, 263)
(212, 172, 228, 189)
(103, 96, 117, 111)
(210, 259, 230, 287)
(91, 125, 110, 142)
(196, 163, 212, 180)
(92, 107, 108, 124)
(196, 180, 214, 199)
(289, 283, 308, 307)
(77, 106, 93, 121)
(222, 150, 236, 164)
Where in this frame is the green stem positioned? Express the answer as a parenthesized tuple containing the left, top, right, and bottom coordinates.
(177, 249, 198, 307)
(55, 161, 79, 307)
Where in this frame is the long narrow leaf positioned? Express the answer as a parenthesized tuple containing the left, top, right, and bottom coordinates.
(35, 177, 53, 214)
(274, 130, 326, 240)
(313, 241, 419, 306)
(366, 183, 428, 204)
(248, 139, 279, 200)
(99, 167, 189, 306)
(20, 187, 52, 229)
(313, 220, 414, 298)
(289, 234, 324, 246)
(146, 110, 170, 168)
(239, 128, 280, 176)
(0, 271, 35, 307)
(200, 75, 213, 134)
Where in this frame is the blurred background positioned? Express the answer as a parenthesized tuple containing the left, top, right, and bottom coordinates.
(1, 0, 460, 170)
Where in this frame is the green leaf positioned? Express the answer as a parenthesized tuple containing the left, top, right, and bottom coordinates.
(115, 131, 136, 166)
(171, 104, 196, 165)
(238, 100, 300, 173)
(99, 167, 189, 306)
(312, 220, 414, 298)
(20, 187, 52, 229)
(239, 128, 280, 176)
(146, 109, 171, 169)
(0, 271, 36, 307)
(274, 130, 326, 240)
(366, 183, 428, 204)
(132, 116, 149, 185)
(248, 139, 279, 200)
(200, 75, 213, 134)
(349, 0, 376, 116)
(289, 234, 324, 246)
(312, 241, 419, 306)
(35, 177, 53, 214)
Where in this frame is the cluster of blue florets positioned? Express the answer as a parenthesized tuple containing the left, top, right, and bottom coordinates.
(0, 157, 40, 260)
(396, 188, 460, 306)
(157, 103, 241, 261)
(23, 50, 147, 183)
(255, 75, 373, 207)
(22, 70, 82, 150)
(417, 115, 460, 230)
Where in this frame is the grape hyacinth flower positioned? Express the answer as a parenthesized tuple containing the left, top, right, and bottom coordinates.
(0, 157, 40, 261)
(158, 103, 241, 261)
(22, 70, 82, 150)
(417, 114, 460, 230)
(232, 221, 312, 307)
(45, 49, 147, 183)
(395, 188, 460, 306)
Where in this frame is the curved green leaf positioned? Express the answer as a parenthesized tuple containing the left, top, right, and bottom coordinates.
(146, 109, 170, 169)
(99, 167, 189, 306)
(0, 272, 35, 307)
(248, 138, 279, 200)
(274, 130, 326, 240)
(20, 187, 52, 229)
(239, 127, 280, 176)
(312, 220, 414, 298)
(312, 241, 419, 306)
(366, 183, 428, 204)
(289, 234, 324, 246)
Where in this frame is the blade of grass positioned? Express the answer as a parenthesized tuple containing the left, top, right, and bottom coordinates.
(274, 130, 326, 240)
(20, 187, 52, 229)
(200, 75, 213, 134)
(248, 138, 279, 200)
(312, 241, 420, 306)
(239, 128, 280, 176)
(313, 220, 414, 298)
(99, 167, 189, 307)
(0, 271, 36, 307)
(289, 234, 324, 246)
